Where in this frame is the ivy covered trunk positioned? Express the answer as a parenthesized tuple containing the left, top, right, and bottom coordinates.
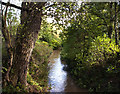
(9, 2, 45, 88)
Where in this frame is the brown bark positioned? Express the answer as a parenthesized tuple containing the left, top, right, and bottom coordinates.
(9, 2, 46, 88)
(108, 2, 113, 39)
(119, 2, 120, 43)
(2, 2, 13, 84)
(114, 2, 118, 45)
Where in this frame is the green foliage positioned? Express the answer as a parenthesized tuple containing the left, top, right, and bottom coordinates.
(7, 8, 20, 37)
(2, 1, 120, 93)
(2, 42, 9, 75)
(28, 41, 53, 92)
(27, 72, 42, 91)
(62, 31, 120, 92)
(38, 20, 61, 49)
(61, 5, 120, 91)
(2, 82, 26, 93)
(1, 67, 7, 73)
(49, 36, 61, 49)
(2, 84, 21, 93)
(86, 34, 119, 65)
(33, 41, 53, 60)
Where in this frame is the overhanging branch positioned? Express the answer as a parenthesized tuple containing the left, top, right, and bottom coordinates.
(2, 2, 30, 12)
(2, 2, 22, 10)
(2, 2, 47, 13)
(45, 3, 56, 9)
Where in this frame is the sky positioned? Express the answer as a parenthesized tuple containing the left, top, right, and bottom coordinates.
(3, 0, 54, 23)
(3, 0, 22, 6)
(46, 17, 54, 23)
(2, 0, 82, 24)
(3, 0, 22, 21)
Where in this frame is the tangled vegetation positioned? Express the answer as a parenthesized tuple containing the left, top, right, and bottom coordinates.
(61, 2, 120, 92)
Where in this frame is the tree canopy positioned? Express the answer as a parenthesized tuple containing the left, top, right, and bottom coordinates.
(1, 1, 120, 93)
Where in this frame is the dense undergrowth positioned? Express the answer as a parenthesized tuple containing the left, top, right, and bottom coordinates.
(27, 41, 53, 92)
(61, 20, 120, 92)
(60, 2, 120, 92)
(2, 41, 53, 93)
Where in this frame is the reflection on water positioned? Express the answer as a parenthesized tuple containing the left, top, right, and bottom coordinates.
(48, 50, 67, 92)
(48, 50, 88, 92)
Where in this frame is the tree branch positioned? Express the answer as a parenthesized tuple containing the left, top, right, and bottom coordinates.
(2, 1, 30, 12)
(45, 3, 56, 9)
(2, 1, 47, 13)
(2, 2, 13, 83)
(90, 11, 107, 26)
(2, 2, 22, 10)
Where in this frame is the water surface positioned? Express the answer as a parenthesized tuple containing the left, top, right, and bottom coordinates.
(48, 50, 88, 92)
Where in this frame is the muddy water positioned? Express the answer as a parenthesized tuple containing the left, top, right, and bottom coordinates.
(48, 50, 88, 92)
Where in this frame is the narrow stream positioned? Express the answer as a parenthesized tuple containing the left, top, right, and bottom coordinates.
(48, 50, 88, 92)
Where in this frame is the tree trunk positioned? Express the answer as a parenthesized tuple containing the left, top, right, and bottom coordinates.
(2, 3, 13, 85)
(9, 2, 45, 88)
(108, 2, 113, 39)
(118, 2, 120, 45)
(114, 2, 118, 45)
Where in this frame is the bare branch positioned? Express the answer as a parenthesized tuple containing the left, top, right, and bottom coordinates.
(2, 2, 22, 10)
(2, 1, 30, 12)
(45, 3, 56, 9)
(2, 2, 13, 83)
(4, 2, 9, 27)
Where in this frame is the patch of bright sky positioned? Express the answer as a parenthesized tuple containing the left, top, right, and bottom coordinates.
(46, 0, 82, 24)
(3, 0, 22, 6)
(46, 17, 54, 23)
(3, 0, 82, 24)
(3, 0, 22, 21)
